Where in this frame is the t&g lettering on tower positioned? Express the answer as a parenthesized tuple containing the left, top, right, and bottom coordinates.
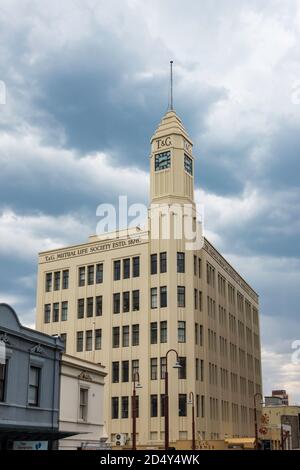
(156, 136, 172, 149)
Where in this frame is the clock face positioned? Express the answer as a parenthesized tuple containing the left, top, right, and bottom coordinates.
(184, 154, 193, 175)
(155, 151, 171, 171)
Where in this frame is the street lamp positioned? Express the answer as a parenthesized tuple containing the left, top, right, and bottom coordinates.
(188, 392, 196, 450)
(253, 392, 263, 450)
(164, 349, 181, 451)
(132, 371, 142, 451)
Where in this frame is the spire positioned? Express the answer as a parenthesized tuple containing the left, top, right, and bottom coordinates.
(169, 60, 174, 111)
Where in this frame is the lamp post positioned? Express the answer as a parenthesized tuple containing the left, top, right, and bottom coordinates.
(188, 392, 196, 450)
(253, 392, 262, 450)
(132, 371, 142, 451)
(164, 349, 181, 451)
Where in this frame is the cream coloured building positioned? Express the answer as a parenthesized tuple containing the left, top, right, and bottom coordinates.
(36, 108, 262, 448)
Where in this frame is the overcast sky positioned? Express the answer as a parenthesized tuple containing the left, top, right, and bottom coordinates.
(0, 0, 299, 402)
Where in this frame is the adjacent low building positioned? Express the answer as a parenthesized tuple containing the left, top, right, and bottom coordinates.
(261, 401, 300, 450)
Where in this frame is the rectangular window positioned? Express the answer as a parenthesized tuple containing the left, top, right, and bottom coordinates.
(53, 302, 59, 322)
(150, 394, 158, 417)
(96, 263, 103, 284)
(178, 357, 186, 380)
(61, 301, 68, 321)
(194, 288, 198, 309)
(160, 321, 167, 343)
(151, 254, 157, 275)
(160, 357, 167, 379)
(178, 321, 186, 343)
(0, 364, 6, 402)
(45, 272, 52, 292)
(60, 333, 67, 349)
(150, 358, 158, 380)
(122, 360, 129, 382)
(113, 293, 120, 314)
(160, 252, 167, 273)
(122, 325, 130, 347)
(132, 359, 139, 381)
(177, 286, 185, 307)
(123, 258, 130, 279)
(151, 287, 158, 309)
(96, 295, 102, 316)
(179, 394, 187, 417)
(121, 396, 129, 419)
(77, 298, 84, 319)
(86, 330, 93, 351)
(44, 304, 51, 323)
(132, 324, 139, 346)
(114, 260, 121, 281)
(87, 265, 94, 285)
(150, 322, 158, 344)
(132, 290, 140, 311)
(95, 329, 102, 350)
(160, 286, 167, 308)
(54, 271, 61, 291)
(112, 362, 119, 383)
(112, 397, 119, 419)
(28, 366, 40, 406)
(62, 270, 69, 289)
(112, 327, 120, 348)
(177, 252, 185, 273)
(78, 267, 85, 287)
(194, 255, 197, 276)
(77, 331, 84, 352)
(123, 291, 130, 313)
(132, 256, 140, 277)
(79, 388, 88, 421)
(87, 297, 93, 317)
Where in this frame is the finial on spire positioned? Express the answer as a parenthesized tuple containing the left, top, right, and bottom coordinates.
(169, 60, 174, 111)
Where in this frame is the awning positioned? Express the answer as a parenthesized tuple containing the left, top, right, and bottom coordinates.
(0, 424, 78, 442)
(225, 438, 256, 449)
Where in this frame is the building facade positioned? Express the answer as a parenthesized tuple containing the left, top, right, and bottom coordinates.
(262, 404, 300, 450)
(59, 354, 107, 450)
(36, 109, 262, 448)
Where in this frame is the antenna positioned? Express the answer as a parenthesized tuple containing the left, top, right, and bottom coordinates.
(169, 60, 174, 110)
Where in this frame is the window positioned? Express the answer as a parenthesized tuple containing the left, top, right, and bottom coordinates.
(150, 322, 158, 344)
(132, 324, 139, 346)
(53, 302, 59, 322)
(132, 290, 140, 311)
(60, 333, 67, 349)
(95, 329, 102, 350)
(150, 358, 158, 380)
(87, 297, 93, 317)
(87, 265, 94, 285)
(151, 287, 158, 309)
(96, 295, 102, 316)
(121, 396, 129, 419)
(177, 286, 185, 307)
(28, 366, 40, 406)
(112, 362, 119, 383)
(194, 289, 198, 309)
(151, 254, 157, 275)
(179, 394, 187, 417)
(155, 150, 171, 171)
(79, 388, 88, 421)
(194, 255, 197, 276)
(45, 273, 52, 292)
(61, 301, 68, 321)
(122, 326, 130, 347)
(184, 154, 193, 175)
(160, 321, 167, 343)
(112, 397, 119, 419)
(123, 291, 130, 313)
(122, 361, 129, 382)
(150, 395, 158, 417)
(77, 298, 84, 319)
(77, 331, 84, 352)
(160, 252, 167, 273)
(0, 364, 6, 402)
(160, 357, 167, 379)
(178, 321, 186, 343)
(132, 359, 139, 380)
(160, 394, 165, 417)
(96, 263, 103, 284)
(160, 286, 167, 308)
(78, 267, 85, 287)
(86, 330, 93, 351)
(178, 357, 186, 379)
(123, 258, 130, 279)
(177, 252, 185, 273)
(133, 257, 140, 277)
(62, 270, 69, 289)
(114, 260, 121, 281)
(44, 304, 51, 323)
(54, 271, 61, 291)
(112, 327, 120, 348)
(113, 293, 120, 314)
